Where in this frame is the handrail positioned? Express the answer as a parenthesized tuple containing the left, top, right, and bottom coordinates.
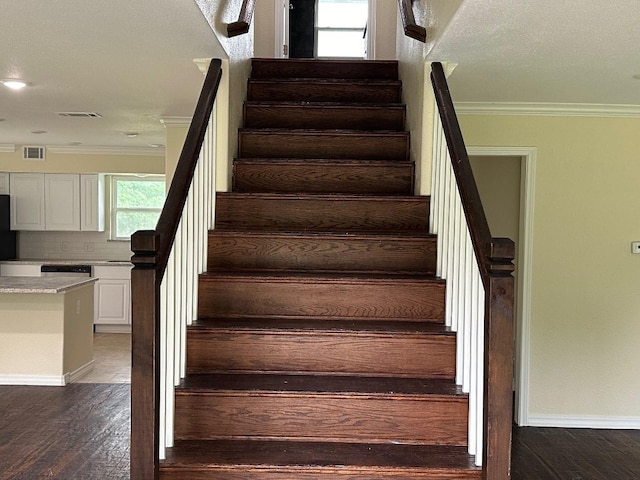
(397, 0, 427, 43)
(130, 59, 223, 480)
(430, 62, 514, 479)
(228, 0, 256, 37)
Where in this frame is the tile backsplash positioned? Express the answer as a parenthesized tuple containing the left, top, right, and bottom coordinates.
(18, 230, 132, 261)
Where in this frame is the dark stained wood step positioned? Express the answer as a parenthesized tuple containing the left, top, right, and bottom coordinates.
(215, 193, 430, 232)
(238, 129, 409, 161)
(232, 159, 414, 195)
(207, 230, 435, 274)
(174, 374, 468, 446)
(187, 318, 455, 378)
(243, 102, 405, 130)
(197, 272, 445, 321)
(247, 79, 402, 103)
(250, 58, 399, 80)
(161, 440, 481, 479)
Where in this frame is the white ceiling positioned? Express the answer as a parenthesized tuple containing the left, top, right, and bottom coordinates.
(427, 0, 640, 106)
(0, 0, 222, 152)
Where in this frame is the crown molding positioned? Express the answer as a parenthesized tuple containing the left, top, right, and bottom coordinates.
(0, 144, 16, 153)
(160, 116, 192, 127)
(46, 145, 165, 156)
(455, 102, 640, 118)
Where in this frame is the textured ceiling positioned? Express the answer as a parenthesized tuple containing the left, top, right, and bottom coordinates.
(0, 0, 223, 151)
(427, 0, 640, 106)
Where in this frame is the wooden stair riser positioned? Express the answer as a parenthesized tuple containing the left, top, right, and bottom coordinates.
(238, 130, 409, 161)
(244, 104, 405, 131)
(174, 393, 468, 446)
(208, 232, 435, 274)
(197, 276, 445, 322)
(215, 194, 430, 232)
(250, 59, 399, 80)
(248, 80, 402, 103)
(232, 161, 414, 195)
(187, 330, 455, 378)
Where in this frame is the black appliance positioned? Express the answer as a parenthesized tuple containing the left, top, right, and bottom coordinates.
(0, 194, 17, 260)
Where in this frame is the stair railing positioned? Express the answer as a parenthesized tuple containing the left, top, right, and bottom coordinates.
(129, 59, 222, 480)
(429, 62, 515, 479)
(227, 0, 425, 42)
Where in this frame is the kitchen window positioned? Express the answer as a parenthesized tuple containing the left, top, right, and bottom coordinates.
(110, 175, 165, 240)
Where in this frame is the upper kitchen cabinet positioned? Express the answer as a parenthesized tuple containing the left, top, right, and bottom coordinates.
(80, 174, 105, 232)
(9, 173, 105, 231)
(45, 174, 81, 230)
(10, 173, 46, 230)
(0, 173, 8, 195)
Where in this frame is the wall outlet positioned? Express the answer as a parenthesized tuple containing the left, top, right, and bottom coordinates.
(76, 300, 81, 315)
(61, 242, 69, 252)
(84, 242, 94, 253)
(632, 242, 640, 254)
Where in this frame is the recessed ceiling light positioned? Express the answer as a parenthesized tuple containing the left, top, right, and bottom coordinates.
(125, 132, 139, 138)
(31, 130, 47, 135)
(148, 143, 163, 148)
(1, 79, 29, 90)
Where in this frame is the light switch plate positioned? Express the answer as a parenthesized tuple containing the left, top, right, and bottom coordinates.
(632, 242, 640, 254)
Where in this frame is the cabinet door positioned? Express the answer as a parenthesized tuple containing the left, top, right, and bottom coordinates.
(0, 264, 42, 276)
(45, 174, 80, 231)
(9, 173, 46, 230)
(0, 173, 9, 195)
(80, 174, 105, 231)
(94, 279, 131, 324)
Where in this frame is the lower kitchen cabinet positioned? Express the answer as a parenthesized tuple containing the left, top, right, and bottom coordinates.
(93, 265, 132, 332)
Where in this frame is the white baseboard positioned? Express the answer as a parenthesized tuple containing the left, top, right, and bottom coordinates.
(0, 374, 66, 386)
(527, 414, 640, 429)
(94, 324, 131, 334)
(64, 360, 95, 383)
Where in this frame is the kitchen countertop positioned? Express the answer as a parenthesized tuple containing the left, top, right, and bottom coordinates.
(0, 276, 97, 294)
(0, 259, 132, 267)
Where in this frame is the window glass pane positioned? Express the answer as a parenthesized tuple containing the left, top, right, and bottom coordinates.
(317, 30, 366, 57)
(115, 179, 165, 209)
(116, 210, 161, 238)
(317, 0, 367, 28)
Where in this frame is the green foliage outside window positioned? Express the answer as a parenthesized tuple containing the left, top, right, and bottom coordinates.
(112, 176, 165, 240)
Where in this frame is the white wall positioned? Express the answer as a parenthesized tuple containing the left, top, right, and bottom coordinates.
(460, 113, 640, 426)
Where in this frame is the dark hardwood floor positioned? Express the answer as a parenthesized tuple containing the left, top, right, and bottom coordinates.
(1, 383, 639, 479)
(0, 384, 129, 480)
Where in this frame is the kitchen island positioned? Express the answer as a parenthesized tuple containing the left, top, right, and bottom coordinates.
(0, 276, 97, 386)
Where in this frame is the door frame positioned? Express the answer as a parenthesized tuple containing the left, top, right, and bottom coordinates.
(467, 146, 537, 427)
(276, 0, 376, 59)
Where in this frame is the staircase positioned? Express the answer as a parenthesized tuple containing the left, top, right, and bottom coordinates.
(159, 58, 482, 479)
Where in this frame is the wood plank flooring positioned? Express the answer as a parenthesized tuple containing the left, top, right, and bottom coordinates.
(1, 383, 639, 479)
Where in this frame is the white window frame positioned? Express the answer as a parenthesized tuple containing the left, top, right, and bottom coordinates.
(315, 0, 369, 59)
(110, 175, 165, 241)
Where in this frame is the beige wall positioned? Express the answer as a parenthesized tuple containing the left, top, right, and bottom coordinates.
(0, 150, 163, 174)
(460, 114, 640, 422)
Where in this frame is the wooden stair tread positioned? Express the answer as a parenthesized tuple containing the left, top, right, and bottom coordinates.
(249, 78, 402, 86)
(217, 192, 424, 201)
(233, 158, 413, 165)
(190, 317, 452, 335)
(162, 439, 480, 473)
(209, 229, 435, 239)
(239, 127, 408, 135)
(244, 100, 406, 108)
(178, 373, 464, 397)
(250, 58, 399, 80)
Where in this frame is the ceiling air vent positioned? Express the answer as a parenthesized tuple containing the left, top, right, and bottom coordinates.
(22, 146, 45, 160)
(56, 112, 102, 118)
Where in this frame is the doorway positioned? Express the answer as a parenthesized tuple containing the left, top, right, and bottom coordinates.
(285, 0, 370, 58)
(467, 146, 537, 427)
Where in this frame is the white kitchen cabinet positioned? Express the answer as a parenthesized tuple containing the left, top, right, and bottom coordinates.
(0, 263, 42, 277)
(45, 174, 81, 231)
(9, 173, 46, 230)
(80, 174, 105, 231)
(0, 173, 8, 195)
(93, 265, 132, 328)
